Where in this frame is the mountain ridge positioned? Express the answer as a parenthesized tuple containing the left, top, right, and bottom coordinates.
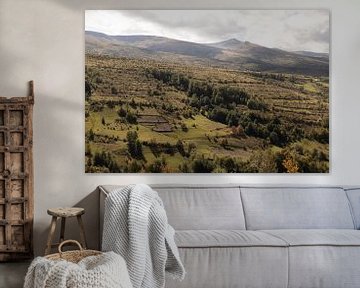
(85, 31, 329, 76)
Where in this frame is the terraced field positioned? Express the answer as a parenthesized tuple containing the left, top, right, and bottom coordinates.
(85, 54, 329, 173)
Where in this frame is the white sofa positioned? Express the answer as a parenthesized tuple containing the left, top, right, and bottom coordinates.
(99, 185, 360, 288)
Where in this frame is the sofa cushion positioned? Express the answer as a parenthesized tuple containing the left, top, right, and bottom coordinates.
(287, 246, 360, 288)
(100, 185, 246, 230)
(241, 187, 355, 230)
(262, 229, 360, 246)
(261, 230, 360, 287)
(175, 230, 288, 248)
(154, 186, 246, 230)
(165, 246, 288, 288)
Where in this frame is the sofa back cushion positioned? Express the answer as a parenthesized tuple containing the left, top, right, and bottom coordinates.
(241, 187, 355, 230)
(154, 186, 246, 230)
(345, 188, 360, 229)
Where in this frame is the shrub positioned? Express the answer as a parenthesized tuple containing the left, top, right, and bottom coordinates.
(192, 156, 215, 173)
(92, 151, 121, 172)
(176, 140, 186, 157)
(126, 131, 143, 159)
(117, 107, 127, 118)
(125, 112, 137, 124)
(247, 98, 267, 111)
(146, 158, 166, 173)
(111, 86, 118, 95)
(181, 123, 188, 132)
(178, 162, 191, 173)
(209, 107, 228, 124)
(87, 129, 95, 141)
(85, 80, 92, 100)
(125, 160, 142, 173)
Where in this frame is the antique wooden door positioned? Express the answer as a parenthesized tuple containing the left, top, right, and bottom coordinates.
(0, 82, 34, 261)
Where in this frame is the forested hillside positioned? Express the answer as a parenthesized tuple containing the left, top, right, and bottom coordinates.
(85, 53, 329, 173)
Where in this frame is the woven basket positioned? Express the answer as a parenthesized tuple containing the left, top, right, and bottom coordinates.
(45, 240, 102, 263)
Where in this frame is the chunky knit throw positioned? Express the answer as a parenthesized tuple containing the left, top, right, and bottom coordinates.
(102, 184, 185, 288)
(23, 251, 132, 288)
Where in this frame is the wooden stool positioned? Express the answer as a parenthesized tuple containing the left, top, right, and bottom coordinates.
(45, 207, 87, 255)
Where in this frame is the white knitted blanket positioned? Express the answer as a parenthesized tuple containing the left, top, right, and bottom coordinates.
(24, 251, 133, 288)
(102, 184, 185, 288)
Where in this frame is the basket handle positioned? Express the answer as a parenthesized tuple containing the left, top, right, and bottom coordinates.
(58, 240, 83, 255)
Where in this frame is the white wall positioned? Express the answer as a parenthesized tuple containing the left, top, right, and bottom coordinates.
(0, 0, 359, 256)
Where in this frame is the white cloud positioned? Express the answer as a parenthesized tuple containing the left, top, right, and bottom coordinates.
(85, 10, 329, 53)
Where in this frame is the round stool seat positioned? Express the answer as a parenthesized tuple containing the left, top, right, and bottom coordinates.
(47, 207, 85, 218)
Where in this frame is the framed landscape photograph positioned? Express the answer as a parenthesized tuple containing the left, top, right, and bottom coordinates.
(85, 10, 329, 173)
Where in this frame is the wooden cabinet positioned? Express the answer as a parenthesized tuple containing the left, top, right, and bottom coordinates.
(0, 81, 34, 261)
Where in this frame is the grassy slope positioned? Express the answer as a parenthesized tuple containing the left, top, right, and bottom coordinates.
(85, 54, 329, 173)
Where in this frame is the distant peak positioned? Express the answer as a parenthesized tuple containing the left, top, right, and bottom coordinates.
(221, 38, 242, 44)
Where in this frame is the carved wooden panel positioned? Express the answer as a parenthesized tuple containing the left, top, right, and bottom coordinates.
(0, 81, 34, 261)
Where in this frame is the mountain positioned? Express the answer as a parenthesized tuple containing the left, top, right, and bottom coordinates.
(293, 50, 329, 59)
(86, 31, 222, 59)
(207, 39, 329, 76)
(114, 35, 221, 58)
(85, 31, 329, 76)
(208, 38, 250, 50)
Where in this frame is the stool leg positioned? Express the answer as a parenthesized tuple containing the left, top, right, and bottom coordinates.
(60, 217, 66, 243)
(45, 216, 57, 255)
(77, 215, 87, 249)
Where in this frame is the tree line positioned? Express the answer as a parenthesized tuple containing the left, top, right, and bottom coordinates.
(145, 68, 328, 147)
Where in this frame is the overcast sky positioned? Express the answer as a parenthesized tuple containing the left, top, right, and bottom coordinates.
(85, 10, 329, 53)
